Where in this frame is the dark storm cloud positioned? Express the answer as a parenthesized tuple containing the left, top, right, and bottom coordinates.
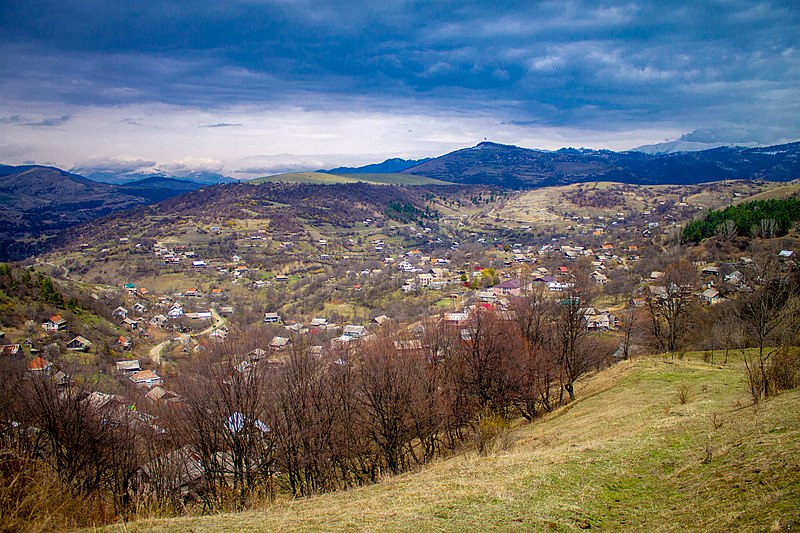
(1, 0, 799, 143)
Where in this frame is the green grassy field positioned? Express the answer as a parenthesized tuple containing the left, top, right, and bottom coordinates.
(248, 172, 450, 186)
(109, 353, 800, 532)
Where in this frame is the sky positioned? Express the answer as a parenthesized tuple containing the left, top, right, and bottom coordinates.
(1, 0, 799, 178)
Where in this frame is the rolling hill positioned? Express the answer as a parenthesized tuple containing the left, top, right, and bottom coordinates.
(108, 354, 800, 532)
(401, 141, 800, 188)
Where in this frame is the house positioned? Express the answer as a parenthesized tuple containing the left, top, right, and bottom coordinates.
(779, 250, 795, 258)
(373, 315, 391, 326)
(591, 271, 609, 285)
(585, 314, 611, 331)
(701, 288, 723, 305)
(274, 274, 288, 282)
(28, 356, 52, 374)
(394, 339, 424, 354)
(66, 335, 92, 352)
(309, 317, 328, 329)
(417, 273, 434, 287)
(113, 306, 129, 319)
(211, 288, 225, 298)
(122, 317, 139, 331)
(42, 314, 68, 332)
(118, 336, 132, 350)
(209, 328, 228, 341)
(701, 266, 721, 277)
(342, 325, 367, 338)
(443, 312, 469, 326)
(1, 344, 21, 357)
(132, 302, 147, 313)
(478, 290, 498, 303)
(264, 312, 282, 323)
(150, 314, 168, 327)
(219, 306, 235, 316)
(145, 386, 181, 404)
(270, 336, 291, 352)
(130, 369, 163, 388)
(184, 288, 200, 297)
(116, 359, 142, 374)
(53, 370, 70, 389)
(493, 279, 522, 296)
(192, 260, 207, 269)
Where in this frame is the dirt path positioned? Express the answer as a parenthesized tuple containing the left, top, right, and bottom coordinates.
(149, 339, 171, 366)
(150, 308, 226, 365)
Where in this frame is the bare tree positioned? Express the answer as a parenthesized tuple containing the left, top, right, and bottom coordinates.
(751, 218, 778, 239)
(715, 219, 738, 241)
(646, 259, 698, 356)
(549, 267, 597, 401)
(171, 336, 276, 509)
(737, 256, 800, 401)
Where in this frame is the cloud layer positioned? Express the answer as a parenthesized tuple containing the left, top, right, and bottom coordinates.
(1, 1, 798, 174)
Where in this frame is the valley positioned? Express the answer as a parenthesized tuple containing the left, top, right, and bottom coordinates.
(1, 148, 799, 532)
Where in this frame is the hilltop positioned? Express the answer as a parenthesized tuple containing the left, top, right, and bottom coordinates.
(111, 355, 800, 532)
(249, 172, 448, 186)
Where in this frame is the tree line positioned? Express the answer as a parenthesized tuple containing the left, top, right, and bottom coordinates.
(683, 197, 800, 243)
(0, 274, 613, 527)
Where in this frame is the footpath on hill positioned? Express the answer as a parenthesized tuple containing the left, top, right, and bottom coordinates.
(110, 356, 800, 532)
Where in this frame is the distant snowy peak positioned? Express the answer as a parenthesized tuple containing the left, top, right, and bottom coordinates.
(74, 167, 235, 185)
(633, 140, 760, 154)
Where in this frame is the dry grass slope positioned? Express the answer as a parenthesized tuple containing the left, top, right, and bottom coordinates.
(109, 356, 800, 532)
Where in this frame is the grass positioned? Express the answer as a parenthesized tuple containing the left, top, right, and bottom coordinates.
(106, 355, 800, 532)
(248, 172, 449, 186)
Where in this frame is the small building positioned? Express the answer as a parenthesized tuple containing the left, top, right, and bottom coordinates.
(1, 344, 21, 357)
(701, 288, 723, 305)
(113, 306, 129, 319)
(270, 336, 291, 352)
(264, 312, 282, 323)
(309, 317, 328, 329)
(28, 356, 52, 375)
(116, 359, 142, 374)
(42, 314, 68, 332)
(342, 325, 367, 338)
(443, 312, 469, 326)
(417, 273, 434, 287)
(145, 386, 181, 404)
(118, 336, 132, 350)
(66, 335, 92, 352)
(130, 369, 163, 388)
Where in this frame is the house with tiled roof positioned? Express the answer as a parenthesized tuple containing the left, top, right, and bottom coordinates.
(42, 315, 68, 332)
(28, 356, 52, 374)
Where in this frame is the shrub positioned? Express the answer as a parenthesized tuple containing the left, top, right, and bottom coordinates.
(472, 412, 515, 456)
(676, 383, 692, 405)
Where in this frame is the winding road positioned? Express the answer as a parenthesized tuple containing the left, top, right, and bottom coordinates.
(149, 307, 226, 366)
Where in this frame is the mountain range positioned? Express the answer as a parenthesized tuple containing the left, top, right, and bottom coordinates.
(2, 140, 800, 260)
(399, 141, 800, 188)
(321, 157, 433, 174)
